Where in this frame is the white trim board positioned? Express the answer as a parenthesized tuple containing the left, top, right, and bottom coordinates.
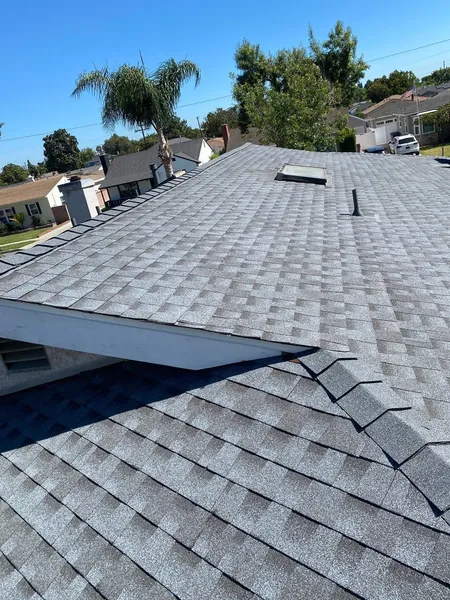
(0, 299, 309, 370)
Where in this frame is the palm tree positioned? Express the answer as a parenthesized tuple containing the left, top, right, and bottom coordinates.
(72, 59, 200, 180)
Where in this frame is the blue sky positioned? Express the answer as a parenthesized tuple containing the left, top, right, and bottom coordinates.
(1, 0, 449, 167)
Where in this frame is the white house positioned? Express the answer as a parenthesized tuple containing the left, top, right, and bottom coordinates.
(0, 174, 71, 228)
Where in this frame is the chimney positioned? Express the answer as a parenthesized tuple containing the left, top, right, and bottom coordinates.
(150, 163, 159, 186)
(221, 124, 230, 152)
(99, 154, 109, 175)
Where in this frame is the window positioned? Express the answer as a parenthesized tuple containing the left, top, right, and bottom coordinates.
(422, 122, 435, 134)
(0, 338, 50, 372)
(398, 137, 416, 145)
(25, 202, 42, 217)
(118, 182, 140, 200)
(0, 207, 15, 224)
(414, 121, 420, 135)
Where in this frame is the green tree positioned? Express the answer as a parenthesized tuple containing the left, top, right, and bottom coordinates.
(232, 40, 272, 132)
(0, 163, 29, 186)
(234, 48, 337, 150)
(422, 103, 450, 143)
(79, 147, 95, 164)
(365, 70, 417, 103)
(103, 134, 138, 155)
(309, 21, 368, 106)
(162, 114, 201, 139)
(26, 160, 47, 178)
(43, 129, 81, 172)
(201, 107, 239, 137)
(72, 59, 200, 179)
(422, 67, 450, 86)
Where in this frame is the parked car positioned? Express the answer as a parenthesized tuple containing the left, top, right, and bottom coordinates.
(389, 135, 420, 155)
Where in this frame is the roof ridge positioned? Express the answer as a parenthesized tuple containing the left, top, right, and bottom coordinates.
(0, 145, 253, 277)
(301, 349, 450, 518)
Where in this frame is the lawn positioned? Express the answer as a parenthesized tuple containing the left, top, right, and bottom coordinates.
(0, 227, 53, 249)
(421, 143, 450, 157)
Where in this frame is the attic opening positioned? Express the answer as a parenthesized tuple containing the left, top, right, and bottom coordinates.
(275, 164, 327, 185)
(0, 338, 50, 373)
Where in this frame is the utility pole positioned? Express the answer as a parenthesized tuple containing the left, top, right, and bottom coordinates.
(196, 116, 206, 139)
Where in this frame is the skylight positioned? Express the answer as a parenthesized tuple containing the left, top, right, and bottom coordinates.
(276, 164, 327, 185)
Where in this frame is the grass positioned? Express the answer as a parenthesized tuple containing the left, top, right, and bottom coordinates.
(0, 227, 53, 248)
(420, 143, 450, 157)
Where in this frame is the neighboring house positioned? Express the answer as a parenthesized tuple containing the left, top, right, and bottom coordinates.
(100, 138, 213, 204)
(0, 175, 70, 228)
(327, 107, 369, 135)
(225, 126, 262, 151)
(362, 88, 450, 145)
(1, 145, 450, 597)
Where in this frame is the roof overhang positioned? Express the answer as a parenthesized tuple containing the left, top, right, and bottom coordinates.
(0, 299, 310, 374)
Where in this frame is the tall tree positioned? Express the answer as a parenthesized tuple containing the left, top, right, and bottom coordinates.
(72, 59, 200, 179)
(309, 21, 368, 106)
(161, 114, 201, 139)
(0, 163, 29, 186)
(365, 70, 417, 103)
(202, 107, 239, 137)
(43, 129, 81, 172)
(103, 134, 138, 155)
(422, 67, 450, 86)
(26, 160, 47, 178)
(79, 147, 95, 164)
(233, 41, 271, 132)
(234, 47, 337, 150)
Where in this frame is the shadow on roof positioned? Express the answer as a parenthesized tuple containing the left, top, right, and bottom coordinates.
(0, 353, 309, 455)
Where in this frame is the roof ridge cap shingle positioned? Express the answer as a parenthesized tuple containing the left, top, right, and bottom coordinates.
(301, 349, 450, 517)
(0, 144, 254, 277)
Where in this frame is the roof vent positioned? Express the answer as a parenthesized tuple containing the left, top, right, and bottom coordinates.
(276, 164, 327, 185)
(0, 338, 50, 372)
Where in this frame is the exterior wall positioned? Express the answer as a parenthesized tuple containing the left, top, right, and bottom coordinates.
(45, 177, 68, 207)
(4, 197, 55, 228)
(60, 180, 100, 224)
(0, 344, 120, 396)
(106, 180, 152, 202)
(51, 205, 70, 224)
(198, 140, 213, 164)
(155, 157, 198, 184)
(138, 179, 152, 194)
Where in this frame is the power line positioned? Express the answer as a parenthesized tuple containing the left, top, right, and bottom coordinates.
(4, 38, 450, 146)
(0, 95, 233, 144)
(367, 37, 450, 63)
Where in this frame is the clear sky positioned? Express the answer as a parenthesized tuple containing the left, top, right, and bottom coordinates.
(1, 0, 449, 167)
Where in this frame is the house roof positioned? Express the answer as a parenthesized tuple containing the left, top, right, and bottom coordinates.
(1, 353, 450, 599)
(2, 143, 450, 596)
(418, 88, 450, 114)
(0, 175, 64, 207)
(362, 95, 429, 120)
(99, 139, 205, 189)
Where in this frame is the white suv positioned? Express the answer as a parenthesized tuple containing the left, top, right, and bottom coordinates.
(389, 135, 420, 155)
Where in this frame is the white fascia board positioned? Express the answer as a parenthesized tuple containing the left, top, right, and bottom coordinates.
(0, 299, 309, 370)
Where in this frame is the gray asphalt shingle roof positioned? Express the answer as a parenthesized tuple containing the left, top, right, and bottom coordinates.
(99, 139, 205, 189)
(2, 143, 450, 597)
(2, 356, 450, 599)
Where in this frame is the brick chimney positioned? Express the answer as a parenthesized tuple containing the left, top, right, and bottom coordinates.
(221, 124, 230, 152)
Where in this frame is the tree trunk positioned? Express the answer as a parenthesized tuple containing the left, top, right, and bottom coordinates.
(157, 126, 174, 180)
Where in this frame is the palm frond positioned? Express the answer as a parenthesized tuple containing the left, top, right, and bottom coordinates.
(71, 68, 111, 99)
(154, 59, 201, 113)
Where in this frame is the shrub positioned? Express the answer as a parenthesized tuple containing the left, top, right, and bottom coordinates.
(31, 215, 42, 228)
(12, 212, 26, 229)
